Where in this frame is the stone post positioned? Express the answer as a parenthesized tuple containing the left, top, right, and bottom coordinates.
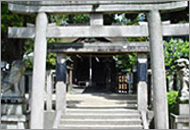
(89, 54, 92, 87)
(46, 71, 53, 112)
(147, 9, 169, 129)
(30, 12, 48, 129)
(90, 13, 103, 26)
(69, 69, 73, 93)
(56, 54, 67, 114)
(137, 53, 148, 111)
(20, 76, 25, 96)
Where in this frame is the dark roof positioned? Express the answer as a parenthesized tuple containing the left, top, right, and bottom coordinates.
(71, 37, 127, 43)
(72, 38, 111, 43)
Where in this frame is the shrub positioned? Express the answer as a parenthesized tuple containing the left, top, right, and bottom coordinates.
(167, 91, 178, 114)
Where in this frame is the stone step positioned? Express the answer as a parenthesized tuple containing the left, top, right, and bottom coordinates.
(66, 107, 138, 112)
(65, 112, 140, 115)
(60, 120, 142, 125)
(67, 100, 137, 104)
(67, 93, 137, 97)
(58, 124, 143, 129)
(67, 107, 138, 110)
(60, 118, 142, 122)
(66, 110, 139, 114)
(67, 104, 137, 108)
(66, 94, 137, 101)
(60, 94, 141, 129)
(62, 114, 141, 119)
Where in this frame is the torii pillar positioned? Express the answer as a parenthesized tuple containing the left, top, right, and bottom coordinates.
(30, 12, 48, 129)
(147, 9, 169, 129)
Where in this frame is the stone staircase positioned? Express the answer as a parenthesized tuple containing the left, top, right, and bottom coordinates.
(58, 93, 143, 129)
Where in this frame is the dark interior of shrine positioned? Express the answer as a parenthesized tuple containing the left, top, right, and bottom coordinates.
(72, 56, 117, 92)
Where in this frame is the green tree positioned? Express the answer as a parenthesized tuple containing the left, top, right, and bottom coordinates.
(164, 38, 189, 71)
(167, 91, 178, 114)
(114, 13, 147, 71)
(1, 2, 35, 63)
(115, 53, 137, 71)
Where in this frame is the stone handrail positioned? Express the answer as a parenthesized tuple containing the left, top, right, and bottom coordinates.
(141, 110, 149, 129)
(52, 110, 62, 129)
(45, 70, 56, 112)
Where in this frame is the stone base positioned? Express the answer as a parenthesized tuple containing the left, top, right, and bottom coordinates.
(1, 104, 27, 115)
(170, 113, 189, 129)
(44, 111, 56, 129)
(178, 104, 189, 115)
(1, 115, 29, 129)
(170, 103, 189, 129)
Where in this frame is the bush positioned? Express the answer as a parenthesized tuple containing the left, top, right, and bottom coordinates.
(167, 91, 178, 114)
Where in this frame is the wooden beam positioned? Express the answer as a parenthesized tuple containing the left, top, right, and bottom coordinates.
(48, 42, 150, 53)
(8, 23, 189, 38)
(8, 1, 188, 14)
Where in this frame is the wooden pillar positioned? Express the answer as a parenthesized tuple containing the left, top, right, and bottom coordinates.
(30, 12, 48, 129)
(147, 9, 169, 129)
(56, 54, 67, 114)
(137, 53, 148, 111)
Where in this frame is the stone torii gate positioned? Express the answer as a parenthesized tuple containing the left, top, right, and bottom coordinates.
(7, 1, 189, 129)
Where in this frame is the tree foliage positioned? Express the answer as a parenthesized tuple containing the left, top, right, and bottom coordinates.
(114, 13, 147, 71)
(115, 53, 137, 71)
(164, 38, 189, 71)
(167, 91, 178, 114)
(49, 14, 90, 26)
(1, 2, 35, 63)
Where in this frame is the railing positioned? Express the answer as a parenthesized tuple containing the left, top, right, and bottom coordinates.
(52, 110, 62, 129)
(19, 70, 58, 129)
(45, 70, 56, 112)
(45, 70, 67, 129)
(141, 110, 149, 129)
(18, 70, 57, 112)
